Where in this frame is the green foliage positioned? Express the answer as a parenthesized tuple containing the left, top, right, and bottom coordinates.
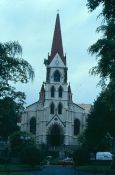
(0, 173, 32, 175)
(85, 0, 115, 153)
(100, 133, 113, 150)
(78, 164, 113, 173)
(0, 41, 34, 138)
(87, 0, 115, 20)
(84, 89, 114, 151)
(89, 31, 115, 81)
(111, 155, 115, 170)
(10, 131, 35, 157)
(0, 41, 34, 99)
(73, 149, 90, 166)
(87, 0, 115, 85)
(0, 97, 20, 138)
(20, 145, 42, 166)
(0, 41, 34, 82)
(87, 0, 102, 11)
(78, 131, 89, 150)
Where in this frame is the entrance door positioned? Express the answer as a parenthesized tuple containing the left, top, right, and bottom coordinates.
(48, 124, 64, 146)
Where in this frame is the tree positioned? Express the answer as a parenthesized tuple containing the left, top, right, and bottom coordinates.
(111, 155, 115, 170)
(83, 0, 115, 152)
(10, 131, 35, 157)
(0, 41, 34, 99)
(0, 97, 20, 138)
(84, 87, 114, 152)
(87, 0, 115, 20)
(20, 145, 42, 166)
(87, 0, 115, 85)
(0, 41, 34, 138)
(73, 149, 90, 166)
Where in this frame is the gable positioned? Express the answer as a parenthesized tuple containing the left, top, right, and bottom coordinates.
(72, 103, 85, 113)
(26, 101, 41, 112)
(48, 53, 65, 68)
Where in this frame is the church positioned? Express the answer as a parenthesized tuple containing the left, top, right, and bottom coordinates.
(21, 14, 91, 149)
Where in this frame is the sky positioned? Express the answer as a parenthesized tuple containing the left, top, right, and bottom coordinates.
(0, 0, 102, 106)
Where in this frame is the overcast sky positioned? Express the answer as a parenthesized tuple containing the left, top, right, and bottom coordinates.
(0, 0, 102, 106)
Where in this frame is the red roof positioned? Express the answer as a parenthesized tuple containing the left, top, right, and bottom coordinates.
(48, 13, 66, 65)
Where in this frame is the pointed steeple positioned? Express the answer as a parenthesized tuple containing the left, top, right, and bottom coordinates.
(48, 13, 66, 65)
(68, 83, 72, 103)
(39, 82, 45, 103)
(68, 83, 71, 93)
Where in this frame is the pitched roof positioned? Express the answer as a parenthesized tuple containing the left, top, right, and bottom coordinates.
(78, 104, 92, 114)
(48, 13, 66, 65)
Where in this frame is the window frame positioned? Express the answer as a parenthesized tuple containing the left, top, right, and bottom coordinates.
(58, 103, 62, 114)
(54, 70, 61, 82)
(30, 117, 36, 135)
(50, 102, 55, 114)
(58, 86, 63, 98)
(51, 86, 55, 97)
(74, 118, 80, 136)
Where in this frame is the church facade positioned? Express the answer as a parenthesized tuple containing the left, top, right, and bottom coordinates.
(21, 14, 90, 148)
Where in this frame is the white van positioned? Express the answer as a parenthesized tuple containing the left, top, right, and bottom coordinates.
(96, 152, 112, 160)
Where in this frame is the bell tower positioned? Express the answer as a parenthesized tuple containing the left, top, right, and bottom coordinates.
(43, 13, 72, 115)
(44, 13, 67, 84)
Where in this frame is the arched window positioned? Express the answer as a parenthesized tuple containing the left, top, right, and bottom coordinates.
(58, 86, 63, 98)
(51, 86, 55, 97)
(74, 119, 80, 135)
(58, 103, 62, 114)
(54, 70, 60, 82)
(30, 117, 36, 135)
(50, 102, 55, 114)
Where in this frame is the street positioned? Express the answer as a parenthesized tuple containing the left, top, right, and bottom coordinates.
(33, 166, 76, 175)
(33, 165, 105, 175)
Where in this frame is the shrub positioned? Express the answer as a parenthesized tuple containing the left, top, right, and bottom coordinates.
(20, 145, 42, 166)
(73, 149, 90, 166)
(10, 131, 35, 157)
(111, 155, 115, 170)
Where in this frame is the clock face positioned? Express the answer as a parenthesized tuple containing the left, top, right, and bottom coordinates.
(55, 60, 59, 65)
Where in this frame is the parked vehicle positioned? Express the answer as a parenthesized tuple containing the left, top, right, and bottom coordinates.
(96, 152, 113, 160)
(58, 157, 74, 165)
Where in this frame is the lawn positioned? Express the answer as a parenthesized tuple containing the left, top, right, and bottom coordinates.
(78, 165, 115, 174)
(0, 164, 40, 172)
(0, 173, 33, 175)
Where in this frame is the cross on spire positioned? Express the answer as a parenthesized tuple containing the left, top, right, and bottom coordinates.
(57, 9, 59, 13)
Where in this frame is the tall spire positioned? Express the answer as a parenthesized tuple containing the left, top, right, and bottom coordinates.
(48, 13, 66, 65)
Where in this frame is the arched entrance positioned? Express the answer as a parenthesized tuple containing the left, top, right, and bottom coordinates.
(47, 124, 64, 146)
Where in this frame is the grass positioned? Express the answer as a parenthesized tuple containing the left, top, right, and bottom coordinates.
(0, 173, 33, 175)
(50, 157, 59, 165)
(77, 165, 115, 173)
(0, 164, 40, 172)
